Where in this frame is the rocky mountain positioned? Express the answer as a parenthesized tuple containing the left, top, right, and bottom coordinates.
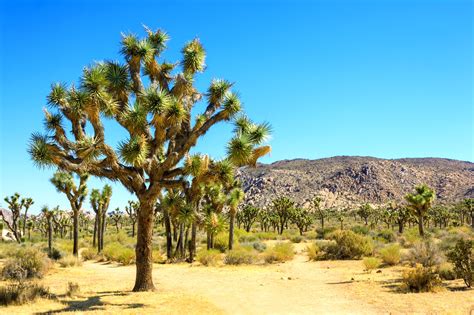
(238, 156, 474, 208)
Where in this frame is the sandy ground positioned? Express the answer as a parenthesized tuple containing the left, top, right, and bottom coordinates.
(2, 243, 473, 314)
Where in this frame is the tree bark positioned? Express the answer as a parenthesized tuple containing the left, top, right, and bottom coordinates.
(189, 222, 197, 262)
(73, 208, 79, 256)
(133, 201, 156, 292)
(132, 222, 136, 237)
(93, 216, 97, 248)
(163, 207, 172, 259)
(228, 214, 235, 250)
(47, 218, 53, 256)
(100, 211, 106, 251)
(418, 215, 425, 237)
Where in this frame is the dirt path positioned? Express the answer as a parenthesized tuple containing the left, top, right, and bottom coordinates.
(3, 244, 473, 314)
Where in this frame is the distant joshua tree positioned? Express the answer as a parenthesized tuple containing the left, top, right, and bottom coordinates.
(405, 184, 435, 237)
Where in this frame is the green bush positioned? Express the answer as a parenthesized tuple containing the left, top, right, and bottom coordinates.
(103, 242, 135, 265)
(152, 249, 165, 264)
(351, 225, 370, 236)
(263, 242, 295, 264)
(407, 240, 444, 268)
(2, 247, 51, 280)
(437, 262, 457, 281)
(290, 235, 303, 243)
(238, 234, 258, 243)
(401, 265, 441, 292)
(363, 257, 382, 273)
(307, 243, 321, 261)
(254, 231, 278, 240)
(447, 239, 473, 288)
(196, 249, 221, 266)
(81, 248, 97, 261)
(318, 227, 336, 239)
(58, 255, 83, 268)
(305, 231, 318, 240)
(213, 233, 230, 253)
(0, 283, 50, 306)
(379, 244, 401, 266)
(47, 247, 63, 261)
(324, 230, 373, 260)
(240, 241, 267, 253)
(377, 229, 396, 243)
(224, 248, 258, 265)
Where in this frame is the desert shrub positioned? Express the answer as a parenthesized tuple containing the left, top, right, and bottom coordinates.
(447, 239, 473, 288)
(104, 230, 134, 246)
(58, 255, 83, 268)
(152, 249, 165, 264)
(47, 247, 63, 260)
(351, 225, 370, 236)
(290, 235, 303, 243)
(318, 227, 336, 239)
(103, 242, 135, 265)
(305, 231, 318, 240)
(0, 243, 18, 259)
(401, 227, 423, 248)
(324, 230, 373, 260)
(281, 229, 298, 239)
(224, 248, 258, 265)
(214, 233, 230, 253)
(254, 231, 278, 240)
(407, 240, 444, 268)
(2, 247, 50, 280)
(238, 234, 258, 243)
(377, 229, 396, 243)
(196, 249, 221, 266)
(401, 265, 441, 292)
(263, 242, 294, 264)
(307, 243, 321, 261)
(379, 244, 401, 266)
(437, 262, 457, 281)
(363, 257, 382, 273)
(55, 240, 73, 254)
(0, 283, 50, 306)
(66, 282, 80, 297)
(81, 248, 97, 261)
(240, 241, 267, 253)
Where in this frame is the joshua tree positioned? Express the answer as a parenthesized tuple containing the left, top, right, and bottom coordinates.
(464, 199, 474, 229)
(227, 187, 244, 250)
(405, 184, 435, 237)
(26, 219, 34, 240)
(291, 207, 313, 236)
(109, 208, 123, 233)
(28, 26, 270, 291)
(237, 205, 260, 232)
(389, 202, 411, 233)
(357, 203, 373, 226)
(125, 200, 139, 237)
(311, 196, 329, 232)
(41, 206, 55, 255)
(50, 171, 88, 256)
(271, 197, 295, 235)
(2, 193, 32, 242)
(21, 197, 34, 236)
(90, 185, 112, 252)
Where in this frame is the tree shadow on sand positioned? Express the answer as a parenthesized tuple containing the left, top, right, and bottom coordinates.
(34, 291, 145, 314)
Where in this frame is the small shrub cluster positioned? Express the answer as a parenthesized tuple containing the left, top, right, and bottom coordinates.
(379, 244, 401, 266)
(363, 257, 382, 273)
(213, 233, 230, 253)
(224, 248, 258, 265)
(351, 225, 370, 236)
(324, 230, 373, 260)
(376, 229, 396, 243)
(2, 247, 51, 280)
(58, 255, 83, 268)
(290, 235, 303, 243)
(401, 264, 441, 292)
(103, 242, 135, 265)
(307, 243, 321, 261)
(47, 247, 63, 261)
(263, 242, 294, 264)
(81, 248, 97, 261)
(196, 249, 221, 266)
(407, 240, 444, 268)
(437, 263, 457, 281)
(447, 239, 473, 288)
(0, 283, 50, 306)
(254, 232, 278, 240)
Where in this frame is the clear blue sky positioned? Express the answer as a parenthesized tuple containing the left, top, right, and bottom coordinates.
(0, 0, 472, 214)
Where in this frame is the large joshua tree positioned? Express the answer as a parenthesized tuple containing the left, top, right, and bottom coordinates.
(28, 26, 270, 291)
(50, 171, 88, 255)
(405, 184, 435, 237)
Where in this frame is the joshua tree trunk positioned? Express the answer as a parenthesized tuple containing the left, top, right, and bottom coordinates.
(22, 210, 29, 237)
(398, 221, 404, 234)
(471, 212, 474, 229)
(132, 222, 136, 237)
(189, 222, 197, 262)
(47, 218, 53, 255)
(72, 207, 79, 256)
(418, 215, 425, 237)
(97, 213, 102, 253)
(100, 211, 106, 251)
(133, 201, 155, 292)
(93, 216, 97, 248)
(163, 207, 172, 259)
(228, 213, 235, 250)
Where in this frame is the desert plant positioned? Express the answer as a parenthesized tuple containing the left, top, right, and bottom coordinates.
(196, 249, 221, 266)
(28, 26, 270, 292)
(379, 244, 401, 265)
(66, 282, 80, 297)
(227, 188, 245, 250)
(377, 229, 396, 243)
(324, 230, 373, 260)
(290, 235, 303, 243)
(363, 257, 382, 273)
(407, 240, 444, 268)
(401, 264, 441, 292)
(90, 185, 113, 253)
(271, 197, 295, 235)
(447, 239, 473, 287)
(224, 247, 257, 265)
(237, 205, 260, 232)
(81, 248, 97, 260)
(58, 255, 83, 267)
(405, 184, 435, 237)
(437, 262, 457, 281)
(2, 193, 33, 243)
(263, 242, 294, 263)
(125, 200, 138, 237)
(2, 247, 51, 280)
(307, 243, 321, 261)
(0, 283, 50, 306)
